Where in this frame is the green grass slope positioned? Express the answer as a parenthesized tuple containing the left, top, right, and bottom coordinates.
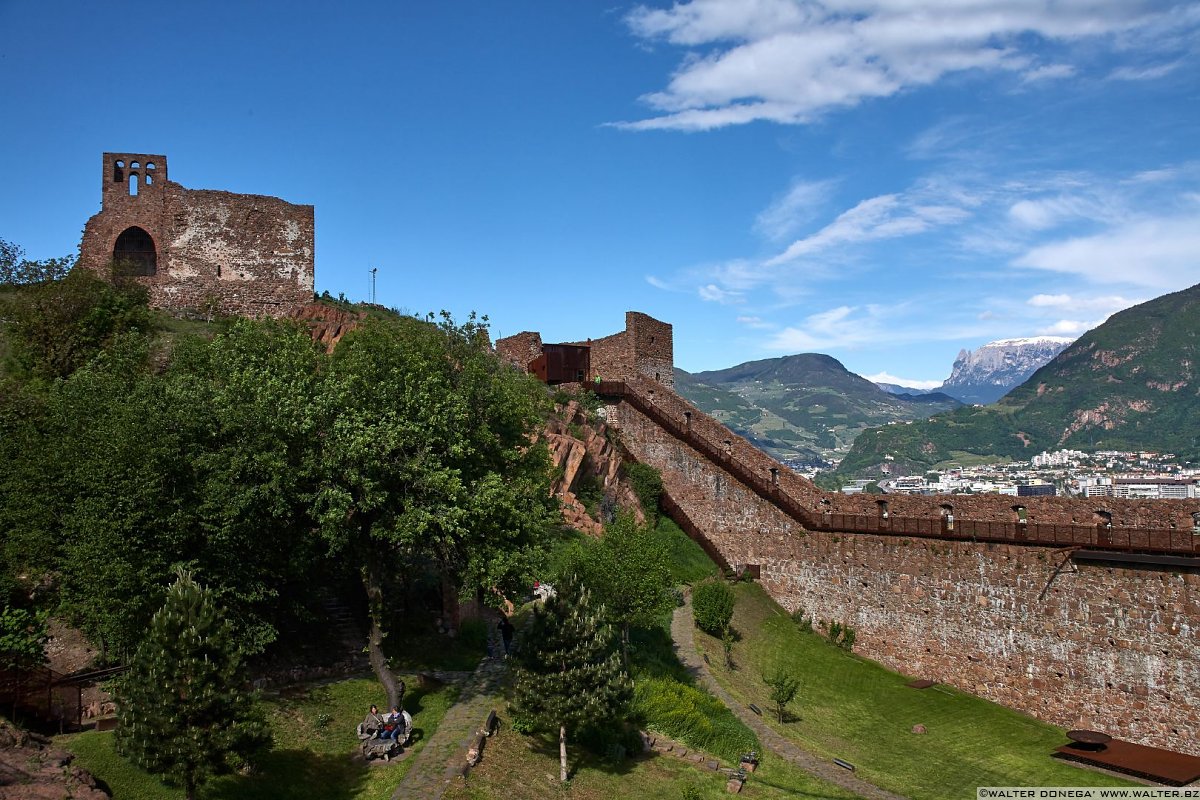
(694, 583, 1137, 799)
(839, 282, 1200, 476)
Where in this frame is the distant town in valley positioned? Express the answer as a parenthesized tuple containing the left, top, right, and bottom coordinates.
(829, 448, 1199, 499)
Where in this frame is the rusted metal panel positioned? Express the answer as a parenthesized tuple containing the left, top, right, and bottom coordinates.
(541, 343, 590, 384)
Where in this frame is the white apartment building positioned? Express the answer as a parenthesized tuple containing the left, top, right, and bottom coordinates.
(1113, 477, 1197, 500)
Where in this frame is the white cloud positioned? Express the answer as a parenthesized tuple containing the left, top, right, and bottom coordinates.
(618, 0, 1194, 131)
(1014, 213, 1200, 289)
(1109, 61, 1181, 81)
(766, 190, 970, 265)
(1021, 63, 1076, 82)
(1026, 293, 1136, 313)
(698, 283, 744, 303)
(754, 178, 837, 241)
(864, 371, 943, 390)
(736, 315, 776, 329)
(1037, 319, 1101, 336)
(765, 304, 882, 350)
(1008, 195, 1112, 230)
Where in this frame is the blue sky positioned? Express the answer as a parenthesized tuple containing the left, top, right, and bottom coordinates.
(2, 1, 1198, 386)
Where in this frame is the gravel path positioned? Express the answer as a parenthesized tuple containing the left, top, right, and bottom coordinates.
(390, 657, 507, 800)
(670, 596, 908, 800)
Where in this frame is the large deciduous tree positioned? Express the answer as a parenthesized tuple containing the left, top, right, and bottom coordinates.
(511, 573, 632, 782)
(114, 569, 268, 800)
(567, 513, 673, 665)
(312, 313, 556, 708)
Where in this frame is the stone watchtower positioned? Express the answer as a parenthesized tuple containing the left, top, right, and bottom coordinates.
(78, 152, 315, 318)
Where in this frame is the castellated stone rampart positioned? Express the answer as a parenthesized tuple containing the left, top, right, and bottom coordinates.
(610, 376, 1200, 754)
(78, 153, 314, 318)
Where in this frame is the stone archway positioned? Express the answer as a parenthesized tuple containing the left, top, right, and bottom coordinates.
(112, 226, 157, 276)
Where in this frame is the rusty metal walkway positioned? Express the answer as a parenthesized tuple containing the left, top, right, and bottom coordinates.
(1055, 739, 1200, 786)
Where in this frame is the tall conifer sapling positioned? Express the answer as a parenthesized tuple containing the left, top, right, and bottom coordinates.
(114, 569, 268, 800)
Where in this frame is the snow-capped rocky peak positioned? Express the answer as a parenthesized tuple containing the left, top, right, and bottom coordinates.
(940, 337, 1074, 404)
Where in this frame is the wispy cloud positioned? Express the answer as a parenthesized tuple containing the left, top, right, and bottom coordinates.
(1109, 61, 1182, 81)
(1037, 318, 1102, 336)
(1014, 212, 1200, 289)
(737, 315, 776, 330)
(864, 371, 944, 390)
(698, 283, 744, 303)
(616, 0, 1196, 131)
(1021, 63, 1076, 83)
(754, 178, 837, 241)
(766, 190, 971, 266)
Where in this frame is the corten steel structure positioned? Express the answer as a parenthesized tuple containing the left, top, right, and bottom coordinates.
(78, 153, 315, 318)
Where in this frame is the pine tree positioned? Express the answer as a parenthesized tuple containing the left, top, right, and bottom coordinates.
(114, 569, 268, 800)
(511, 574, 632, 783)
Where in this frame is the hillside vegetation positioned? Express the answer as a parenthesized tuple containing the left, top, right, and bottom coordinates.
(838, 282, 1200, 476)
(675, 354, 960, 464)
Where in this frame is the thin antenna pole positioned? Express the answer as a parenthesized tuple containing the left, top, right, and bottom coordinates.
(370, 267, 378, 304)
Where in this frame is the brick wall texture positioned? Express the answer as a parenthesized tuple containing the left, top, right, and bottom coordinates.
(612, 378, 1200, 754)
(78, 153, 314, 318)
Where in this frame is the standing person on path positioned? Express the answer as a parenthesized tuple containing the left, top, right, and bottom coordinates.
(498, 616, 515, 656)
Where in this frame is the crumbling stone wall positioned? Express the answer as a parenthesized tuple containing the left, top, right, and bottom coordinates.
(78, 153, 314, 318)
(495, 312, 674, 387)
(610, 379, 1200, 753)
(495, 331, 543, 371)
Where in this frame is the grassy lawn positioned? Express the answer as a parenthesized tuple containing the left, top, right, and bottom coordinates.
(694, 582, 1137, 799)
(60, 676, 458, 800)
(443, 712, 860, 800)
(658, 515, 720, 586)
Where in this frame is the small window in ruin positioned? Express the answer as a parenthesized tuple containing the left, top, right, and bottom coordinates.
(146, 162, 155, 170)
(655, 372, 661, 382)
(1192, 512, 1200, 532)
(129, 174, 138, 196)
(217, 264, 222, 277)
(1014, 505, 1028, 524)
(112, 226, 156, 276)
(146, 174, 153, 185)
(1095, 510, 1113, 528)
(131, 161, 140, 168)
(116, 160, 125, 168)
(877, 500, 889, 518)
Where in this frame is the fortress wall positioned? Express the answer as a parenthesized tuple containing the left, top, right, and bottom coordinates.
(613, 391, 1200, 754)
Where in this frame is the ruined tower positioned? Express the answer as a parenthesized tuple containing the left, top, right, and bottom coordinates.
(78, 152, 315, 318)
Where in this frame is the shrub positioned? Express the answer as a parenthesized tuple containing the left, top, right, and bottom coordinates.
(633, 677, 757, 762)
(691, 580, 734, 636)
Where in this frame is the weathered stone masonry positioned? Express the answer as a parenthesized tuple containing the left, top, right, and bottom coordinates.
(78, 153, 314, 318)
(510, 313, 1200, 753)
(611, 386, 1200, 754)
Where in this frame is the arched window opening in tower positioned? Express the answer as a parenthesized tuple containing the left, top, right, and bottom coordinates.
(112, 226, 157, 276)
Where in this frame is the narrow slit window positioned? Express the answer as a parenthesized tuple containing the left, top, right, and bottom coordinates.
(129, 174, 138, 196)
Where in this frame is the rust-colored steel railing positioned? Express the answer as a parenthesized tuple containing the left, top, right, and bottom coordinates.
(604, 380, 1199, 558)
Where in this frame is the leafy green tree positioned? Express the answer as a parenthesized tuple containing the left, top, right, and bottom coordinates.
(691, 579, 735, 636)
(115, 570, 268, 800)
(511, 573, 632, 782)
(1, 268, 149, 380)
(0, 606, 48, 672)
(566, 513, 673, 665)
(0, 238, 73, 286)
(312, 313, 556, 708)
(763, 668, 800, 723)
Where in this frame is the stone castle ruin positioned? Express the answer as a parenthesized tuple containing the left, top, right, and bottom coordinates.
(78, 153, 314, 317)
(496, 311, 675, 388)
